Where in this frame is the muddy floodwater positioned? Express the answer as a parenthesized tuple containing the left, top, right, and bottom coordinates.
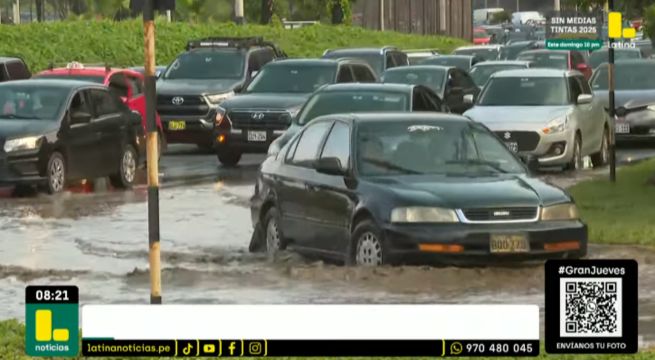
(1, 147, 654, 348)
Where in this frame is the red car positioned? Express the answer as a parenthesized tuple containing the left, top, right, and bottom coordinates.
(35, 62, 166, 154)
(473, 28, 491, 45)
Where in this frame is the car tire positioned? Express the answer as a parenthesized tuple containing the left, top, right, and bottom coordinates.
(590, 127, 609, 168)
(217, 150, 242, 167)
(263, 207, 286, 261)
(109, 144, 137, 189)
(566, 133, 583, 171)
(349, 219, 389, 267)
(45, 152, 66, 194)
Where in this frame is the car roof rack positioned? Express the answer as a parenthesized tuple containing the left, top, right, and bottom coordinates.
(47, 61, 112, 72)
(186, 36, 287, 58)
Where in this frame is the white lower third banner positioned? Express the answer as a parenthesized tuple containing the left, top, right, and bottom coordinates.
(82, 304, 539, 340)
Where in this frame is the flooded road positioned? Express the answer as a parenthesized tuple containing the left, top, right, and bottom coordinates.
(1, 145, 654, 347)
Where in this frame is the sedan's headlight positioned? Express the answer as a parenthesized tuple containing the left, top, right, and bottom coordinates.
(3, 136, 42, 152)
(542, 116, 568, 134)
(206, 91, 235, 104)
(541, 203, 579, 221)
(390, 207, 459, 223)
(647, 105, 655, 111)
(214, 106, 227, 126)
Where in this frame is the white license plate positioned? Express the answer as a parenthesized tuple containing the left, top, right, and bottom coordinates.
(490, 234, 530, 253)
(505, 142, 518, 152)
(615, 122, 630, 134)
(247, 131, 267, 142)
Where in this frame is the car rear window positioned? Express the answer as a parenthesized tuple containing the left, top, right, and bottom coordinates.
(382, 68, 446, 94)
(517, 52, 568, 69)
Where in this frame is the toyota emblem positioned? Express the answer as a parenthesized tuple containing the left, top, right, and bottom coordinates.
(504, 132, 511, 139)
(251, 112, 265, 120)
(171, 96, 184, 105)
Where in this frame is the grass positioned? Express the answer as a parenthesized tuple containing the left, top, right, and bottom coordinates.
(2, 320, 652, 359)
(569, 158, 655, 246)
(0, 19, 468, 72)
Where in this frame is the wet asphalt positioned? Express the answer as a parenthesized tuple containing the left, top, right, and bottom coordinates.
(1, 144, 654, 347)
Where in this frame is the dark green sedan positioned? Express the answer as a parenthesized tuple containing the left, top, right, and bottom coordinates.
(250, 112, 587, 265)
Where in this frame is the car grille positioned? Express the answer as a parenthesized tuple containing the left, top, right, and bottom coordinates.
(157, 95, 209, 116)
(228, 110, 291, 130)
(157, 95, 206, 106)
(460, 207, 539, 222)
(494, 131, 540, 151)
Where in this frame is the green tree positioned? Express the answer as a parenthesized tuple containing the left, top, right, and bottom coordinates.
(645, 4, 655, 46)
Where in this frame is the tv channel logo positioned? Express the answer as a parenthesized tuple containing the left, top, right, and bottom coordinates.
(25, 286, 79, 357)
(608, 12, 636, 39)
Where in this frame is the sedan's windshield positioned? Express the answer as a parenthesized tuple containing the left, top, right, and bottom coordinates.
(246, 64, 336, 93)
(469, 64, 527, 87)
(0, 85, 68, 120)
(591, 63, 655, 90)
(517, 52, 568, 69)
(357, 121, 525, 176)
(382, 68, 446, 94)
(478, 77, 569, 106)
(297, 91, 409, 125)
(588, 49, 641, 69)
(454, 48, 500, 61)
(163, 49, 245, 79)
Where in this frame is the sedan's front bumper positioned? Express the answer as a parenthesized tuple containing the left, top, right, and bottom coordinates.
(381, 220, 587, 264)
(160, 115, 216, 145)
(0, 150, 46, 186)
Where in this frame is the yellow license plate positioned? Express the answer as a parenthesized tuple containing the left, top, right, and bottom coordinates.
(168, 121, 186, 131)
(490, 234, 529, 253)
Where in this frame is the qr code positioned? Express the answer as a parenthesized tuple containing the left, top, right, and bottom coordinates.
(559, 278, 623, 337)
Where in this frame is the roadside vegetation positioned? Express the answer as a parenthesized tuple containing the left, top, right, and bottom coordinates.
(2, 320, 652, 359)
(569, 158, 655, 246)
(0, 19, 467, 73)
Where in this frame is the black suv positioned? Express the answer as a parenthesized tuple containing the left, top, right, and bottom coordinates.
(214, 58, 378, 166)
(156, 37, 286, 150)
(321, 46, 408, 76)
(0, 57, 31, 82)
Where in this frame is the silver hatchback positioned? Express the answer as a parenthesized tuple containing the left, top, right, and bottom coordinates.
(463, 69, 611, 170)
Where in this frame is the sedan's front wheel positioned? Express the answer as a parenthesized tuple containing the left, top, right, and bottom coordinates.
(591, 127, 609, 168)
(350, 220, 388, 266)
(109, 144, 137, 189)
(46, 152, 66, 194)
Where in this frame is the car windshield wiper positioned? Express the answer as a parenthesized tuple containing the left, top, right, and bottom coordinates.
(361, 157, 423, 175)
(0, 114, 40, 120)
(446, 159, 509, 173)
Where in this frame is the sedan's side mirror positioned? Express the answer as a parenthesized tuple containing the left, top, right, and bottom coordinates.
(70, 111, 92, 125)
(577, 94, 593, 104)
(463, 94, 475, 105)
(315, 157, 345, 176)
